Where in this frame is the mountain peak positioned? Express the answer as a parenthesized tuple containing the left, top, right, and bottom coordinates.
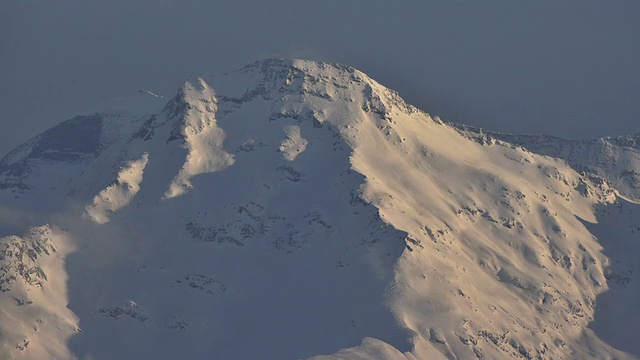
(240, 58, 358, 76)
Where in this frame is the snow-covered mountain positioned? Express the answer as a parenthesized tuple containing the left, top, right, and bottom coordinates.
(1, 59, 638, 360)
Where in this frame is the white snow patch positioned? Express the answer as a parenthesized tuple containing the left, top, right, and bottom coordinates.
(279, 125, 308, 161)
(164, 79, 235, 199)
(85, 153, 149, 224)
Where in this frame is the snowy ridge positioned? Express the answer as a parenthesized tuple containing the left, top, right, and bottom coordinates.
(494, 133, 640, 201)
(451, 123, 640, 201)
(85, 153, 149, 224)
(0, 59, 638, 359)
(164, 78, 234, 199)
(0, 90, 164, 215)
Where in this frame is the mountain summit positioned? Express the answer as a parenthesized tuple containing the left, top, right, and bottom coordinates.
(1, 59, 638, 359)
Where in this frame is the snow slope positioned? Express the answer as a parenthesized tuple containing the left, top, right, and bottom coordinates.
(451, 124, 640, 201)
(0, 226, 79, 359)
(499, 133, 640, 201)
(0, 59, 638, 359)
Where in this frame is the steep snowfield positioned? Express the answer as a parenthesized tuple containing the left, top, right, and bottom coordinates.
(85, 153, 149, 224)
(279, 125, 308, 161)
(500, 133, 640, 201)
(584, 198, 640, 356)
(451, 125, 640, 201)
(163, 79, 234, 199)
(0, 226, 79, 359)
(0, 89, 165, 216)
(0, 59, 638, 359)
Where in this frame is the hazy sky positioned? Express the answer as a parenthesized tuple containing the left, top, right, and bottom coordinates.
(1, 0, 639, 156)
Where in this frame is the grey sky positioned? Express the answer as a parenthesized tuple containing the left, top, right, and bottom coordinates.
(1, 0, 639, 156)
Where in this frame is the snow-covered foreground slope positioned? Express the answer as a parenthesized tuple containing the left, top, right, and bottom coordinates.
(0, 59, 638, 359)
(0, 226, 79, 358)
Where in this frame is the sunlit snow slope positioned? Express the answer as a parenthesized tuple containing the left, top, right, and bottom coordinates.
(450, 124, 640, 202)
(1, 59, 638, 360)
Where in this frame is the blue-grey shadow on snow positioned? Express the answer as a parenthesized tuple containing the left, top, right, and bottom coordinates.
(579, 198, 640, 357)
(64, 100, 413, 359)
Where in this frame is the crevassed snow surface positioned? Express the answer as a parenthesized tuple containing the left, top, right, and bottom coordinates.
(0, 59, 638, 360)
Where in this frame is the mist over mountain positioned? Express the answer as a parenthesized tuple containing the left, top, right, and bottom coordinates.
(0, 59, 638, 359)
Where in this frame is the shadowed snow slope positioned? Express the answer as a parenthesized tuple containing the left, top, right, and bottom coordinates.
(0, 59, 638, 360)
